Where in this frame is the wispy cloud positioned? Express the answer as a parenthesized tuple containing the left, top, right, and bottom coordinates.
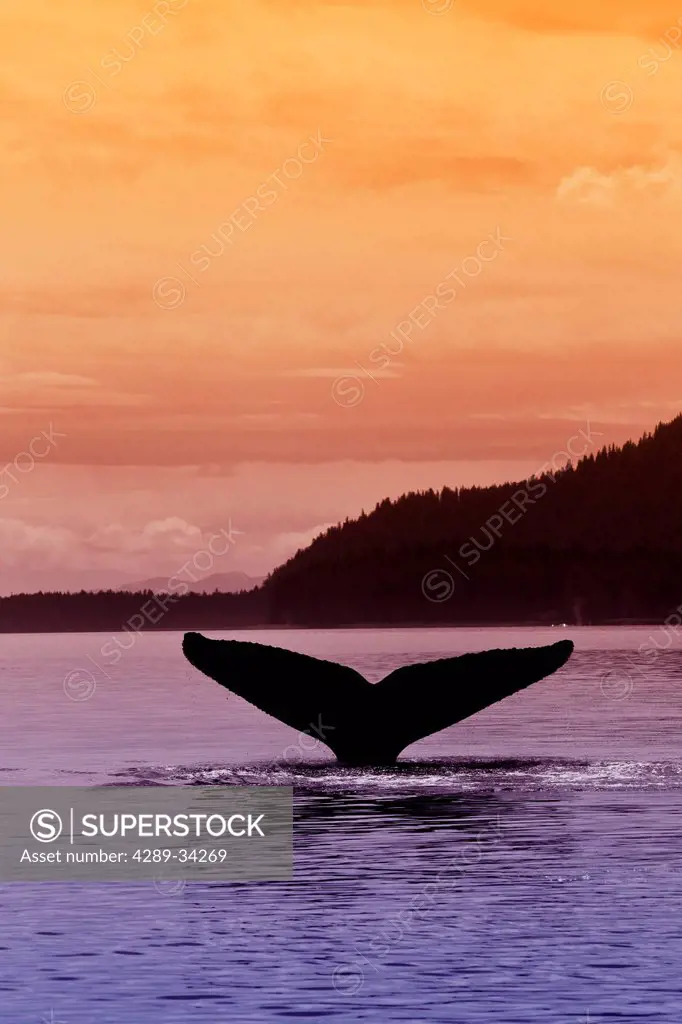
(557, 157, 682, 205)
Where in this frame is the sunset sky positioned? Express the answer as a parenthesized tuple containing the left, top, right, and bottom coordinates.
(1, 0, 682, 591)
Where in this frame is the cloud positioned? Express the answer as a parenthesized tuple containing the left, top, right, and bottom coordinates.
(0, 371, 100, 392)
(472, 0, 682, 36)
(0, 511, 244, 593)
(0, 518, 76, 569)
(0, 514, 238, 576)
(556, 157, 682, 205)
(281, 0, 682, 37)
(333, 149, 535, 193)
(0, 367, 149, 410)
(86, 517, 205, 555)
(283, 367, 402, 379)
(1, 372, 98, 389)
(271, 523, 336, 559)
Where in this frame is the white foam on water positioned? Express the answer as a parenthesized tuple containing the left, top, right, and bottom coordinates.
(110, 757, 682, 796)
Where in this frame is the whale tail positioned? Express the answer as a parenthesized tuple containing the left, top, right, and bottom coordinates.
(182, 633, 574, 765)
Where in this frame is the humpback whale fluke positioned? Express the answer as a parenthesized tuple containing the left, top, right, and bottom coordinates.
(182, 633, 574, 766)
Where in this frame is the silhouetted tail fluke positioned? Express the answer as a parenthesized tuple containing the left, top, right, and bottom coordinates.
(374, 639, 574, 757)
(182, 633, 574, 765)
(181, 631, 370, 758)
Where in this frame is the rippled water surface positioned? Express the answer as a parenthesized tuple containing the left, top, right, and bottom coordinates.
(1, 627, 682, 1023)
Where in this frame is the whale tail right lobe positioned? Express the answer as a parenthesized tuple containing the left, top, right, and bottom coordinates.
(368, 639, 574, 763)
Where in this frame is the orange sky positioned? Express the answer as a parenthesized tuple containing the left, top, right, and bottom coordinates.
(1, 0, 681, 589)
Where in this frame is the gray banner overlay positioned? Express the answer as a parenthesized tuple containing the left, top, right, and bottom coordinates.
(0, 787, 292, 881)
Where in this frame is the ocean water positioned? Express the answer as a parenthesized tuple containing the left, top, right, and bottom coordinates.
(1, 626, 682, 1023)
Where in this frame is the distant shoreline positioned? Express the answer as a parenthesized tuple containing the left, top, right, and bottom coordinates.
(0, 619, 663, 634)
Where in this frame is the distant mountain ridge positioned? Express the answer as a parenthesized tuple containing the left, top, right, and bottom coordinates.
(118, 571, 263, 594)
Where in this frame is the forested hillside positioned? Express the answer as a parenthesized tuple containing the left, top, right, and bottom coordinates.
(263, 416, 682, 625)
